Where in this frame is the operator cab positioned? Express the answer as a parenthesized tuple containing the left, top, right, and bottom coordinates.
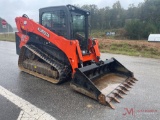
(39, 5, 90, 52)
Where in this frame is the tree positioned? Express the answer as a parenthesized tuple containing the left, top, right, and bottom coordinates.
(76, 0, 160, 39)
(82, 5, 99, 29)
(125, 20, 143, 39)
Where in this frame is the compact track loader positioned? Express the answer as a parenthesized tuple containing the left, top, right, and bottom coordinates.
(15, 5, 137, 109)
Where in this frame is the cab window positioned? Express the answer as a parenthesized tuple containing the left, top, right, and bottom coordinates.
(42, 10, 66, 28)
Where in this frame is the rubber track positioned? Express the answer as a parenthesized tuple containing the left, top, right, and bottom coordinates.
(18, 44, 71, 84)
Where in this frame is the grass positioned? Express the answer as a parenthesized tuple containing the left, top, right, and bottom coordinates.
(91, 29, 160, 59)
(99, 41, 160, 59)
(0, 33, 15, 42)
(0, 32, 160, 59)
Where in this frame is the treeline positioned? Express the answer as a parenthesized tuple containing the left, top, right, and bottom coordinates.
(79, 0, 160, 39)
(0, 17, 13, 33)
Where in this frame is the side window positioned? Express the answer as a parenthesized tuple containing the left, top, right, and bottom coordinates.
(60, 11, 65, 25)
(42, 10, 66, 28)
(42, 13, 52, 28)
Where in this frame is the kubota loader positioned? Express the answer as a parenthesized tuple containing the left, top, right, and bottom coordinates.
(15, 5, 137, 109)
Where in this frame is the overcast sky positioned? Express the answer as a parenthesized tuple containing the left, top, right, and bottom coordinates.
(0, 0, 144, 27)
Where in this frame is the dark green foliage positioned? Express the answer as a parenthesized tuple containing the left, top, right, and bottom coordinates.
(77, 0, 160, 39)
(125, 20, 142, 39)
(125, 20, 157, 39)
(142, 22, 157, 38)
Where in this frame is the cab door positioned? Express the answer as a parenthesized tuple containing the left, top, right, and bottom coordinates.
(39, 7, 71, 39)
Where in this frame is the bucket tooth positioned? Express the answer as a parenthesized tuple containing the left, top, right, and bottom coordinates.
(128, 81, 133, 86)
(117, 89, 127, 95)
(124, 83, 132, 88)
(119, 86, 129, 91)
(130, 80, 135, 83)
(114, 92, 123, 98)
(106, 101, 115, 109)
(133, 78, 138, 81)
(110, 96, 120, 103)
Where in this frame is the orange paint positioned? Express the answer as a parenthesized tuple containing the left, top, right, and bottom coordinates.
(15, 17, 100, 75)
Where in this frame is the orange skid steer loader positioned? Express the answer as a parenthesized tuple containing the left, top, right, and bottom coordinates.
(15, 5, 137, 109)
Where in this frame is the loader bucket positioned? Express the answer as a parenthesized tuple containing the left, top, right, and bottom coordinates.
(70, 58, 138, 109)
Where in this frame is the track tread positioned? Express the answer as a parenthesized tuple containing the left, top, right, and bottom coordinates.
(18, 44, 71, 84)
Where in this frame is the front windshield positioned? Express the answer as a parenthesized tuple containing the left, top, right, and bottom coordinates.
(72, 13, 86, 41)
